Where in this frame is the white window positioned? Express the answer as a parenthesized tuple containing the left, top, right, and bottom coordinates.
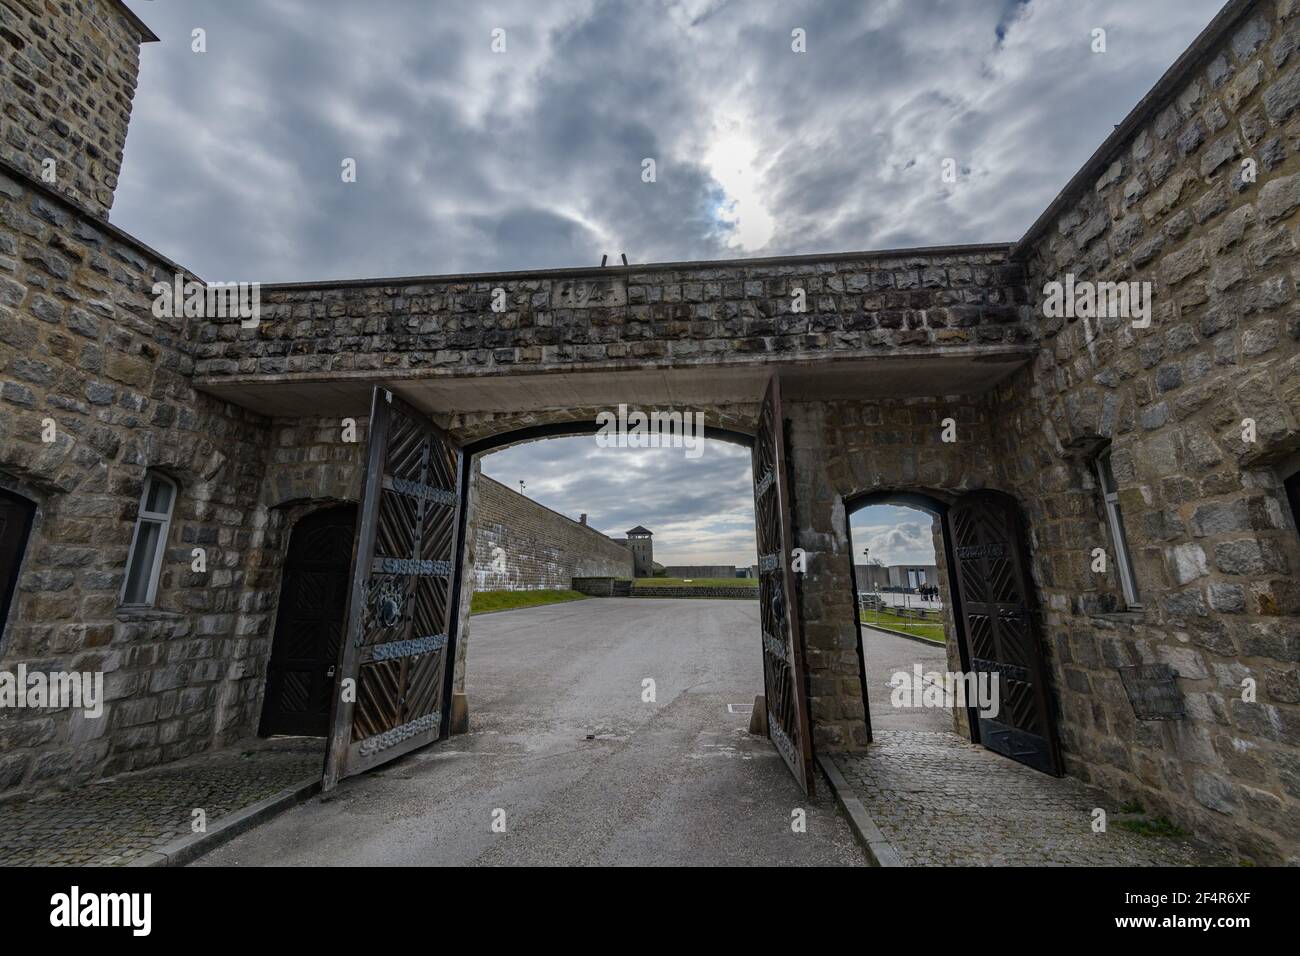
(1095, 449, 1141, 609)
(121, 472, 176, 607)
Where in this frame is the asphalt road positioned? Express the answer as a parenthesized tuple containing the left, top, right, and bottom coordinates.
(198, 598, 866, 866)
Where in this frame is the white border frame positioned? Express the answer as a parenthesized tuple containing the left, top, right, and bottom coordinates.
(1095, 449, 1141, 610)
(120, 472, 176, 608)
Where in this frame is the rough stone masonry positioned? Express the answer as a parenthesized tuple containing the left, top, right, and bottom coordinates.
(0, 0, 1297, 864)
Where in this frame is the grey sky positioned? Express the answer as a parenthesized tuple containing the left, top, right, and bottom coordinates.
(481, 436, 756, 567)
(112, 0, 1225, 565)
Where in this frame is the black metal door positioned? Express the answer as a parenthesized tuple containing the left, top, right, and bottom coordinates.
(260, 505, 356, 737)
(0, 488, 35, 640)
(948, 490, 1061, 775)
(323, 388, 465, 790)
(752, 374, 815, 794)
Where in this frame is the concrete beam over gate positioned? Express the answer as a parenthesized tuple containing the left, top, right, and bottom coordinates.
(194, 346, 1036, 421)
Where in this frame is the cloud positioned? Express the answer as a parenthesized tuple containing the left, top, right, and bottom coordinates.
(851, 509, 937, 566)
(481, 435, 756, 566)
(109, 1, 1225, 559)
(112, 0, 1225, 282)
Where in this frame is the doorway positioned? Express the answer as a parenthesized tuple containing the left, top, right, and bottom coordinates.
(321, 385, 800, 798)
(260, 504, 357, 737)
(847, 489, 1062, 775)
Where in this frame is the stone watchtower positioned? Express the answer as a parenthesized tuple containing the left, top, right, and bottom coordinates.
(624, 526, 653, 577)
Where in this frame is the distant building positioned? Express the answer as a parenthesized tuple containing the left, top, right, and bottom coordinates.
(620, 526, 655, 577)
(854, 563, 939, 591)
(853, 563, 891, 591)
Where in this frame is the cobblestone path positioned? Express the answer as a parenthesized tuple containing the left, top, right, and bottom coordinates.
(0, 738, 322, 866)
(834, 731, 1229, 866)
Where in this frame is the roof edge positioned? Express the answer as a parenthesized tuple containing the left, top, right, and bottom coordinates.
(108, 0, 161, 43)
(255, 242, 1016, 292)
(1010, 0, 1259, 260)
(0, 156, 201, 281)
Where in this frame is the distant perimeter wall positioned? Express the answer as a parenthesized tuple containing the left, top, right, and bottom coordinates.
(472, 475, 633, 589)
(661, 565, 738, 578)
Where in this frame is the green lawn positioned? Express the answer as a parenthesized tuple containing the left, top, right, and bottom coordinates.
(634, 577, 757, 588)
(470, 589, 588, 615)
(859, 608, 946, 643)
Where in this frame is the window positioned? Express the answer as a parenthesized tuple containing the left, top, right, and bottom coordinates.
(1095, 448, 1141, 609)
(121, 472, 176, 607)
(1285, 468, 1300, 538)
(0, 487, 37, 642)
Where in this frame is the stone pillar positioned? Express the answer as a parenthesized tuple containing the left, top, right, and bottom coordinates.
(786, 402, 870, 753)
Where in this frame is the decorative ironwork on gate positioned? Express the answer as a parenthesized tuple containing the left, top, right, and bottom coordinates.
(948, 490, 1061, 775)
(752, 375, 815, 795)
(323, 388, 465, 790)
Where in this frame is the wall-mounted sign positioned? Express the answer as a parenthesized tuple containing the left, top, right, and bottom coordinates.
(1117, 664, 1185, 720)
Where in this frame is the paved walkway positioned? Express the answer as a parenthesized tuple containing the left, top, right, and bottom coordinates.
(860, 624, 952, 733)
(0, 737, 322, 866)
(199, 600, 865, 866)
(832, 730, 1227, 866)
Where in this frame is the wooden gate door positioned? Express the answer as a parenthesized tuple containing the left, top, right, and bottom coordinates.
(752, 375, 815, 794)
(947, 490, 1061, 775)
(260, 505, 356, 738)
(323, 388, 465, 790)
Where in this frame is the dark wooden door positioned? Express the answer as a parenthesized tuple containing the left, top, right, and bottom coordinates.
(323, 388, 465, 790)
(752, 374, 816, 794)
(260, 505, 357, 737)
(0, 488, 35, 640)
(948, 490, 1061, 775)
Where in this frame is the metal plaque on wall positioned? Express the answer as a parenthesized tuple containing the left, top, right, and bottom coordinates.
(1117, 664, 1186, 720)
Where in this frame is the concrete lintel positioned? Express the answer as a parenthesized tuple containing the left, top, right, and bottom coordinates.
(194, 347, 1036, 420)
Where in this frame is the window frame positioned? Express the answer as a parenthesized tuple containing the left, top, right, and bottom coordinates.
(1095, 448, 1141, 610)
(120, 472, 177, 608)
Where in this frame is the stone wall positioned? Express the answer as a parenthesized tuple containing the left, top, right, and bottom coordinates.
(626, 585, 757, 599)
(786, 395, 1000, 753)
(0, 0, 154, 218)
(192, 246, 1032, 383)
(0, 165, 280, 793)
(661, 564, 738, 578)
(1005, 0, 1300, 863)
(472, 474, 632, 590)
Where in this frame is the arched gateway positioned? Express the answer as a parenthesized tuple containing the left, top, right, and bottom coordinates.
(191, 248, 1046, 797)
(310, 361, 1060, 796)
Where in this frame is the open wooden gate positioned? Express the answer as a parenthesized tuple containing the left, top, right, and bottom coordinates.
(948, 490, 1061, 775)
(752, 375, 815, 794)
(323, 388, 465, 791)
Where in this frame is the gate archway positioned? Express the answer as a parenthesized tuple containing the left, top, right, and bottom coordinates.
(320, 382, 821, 795)
(846, 488, 1061, 775)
